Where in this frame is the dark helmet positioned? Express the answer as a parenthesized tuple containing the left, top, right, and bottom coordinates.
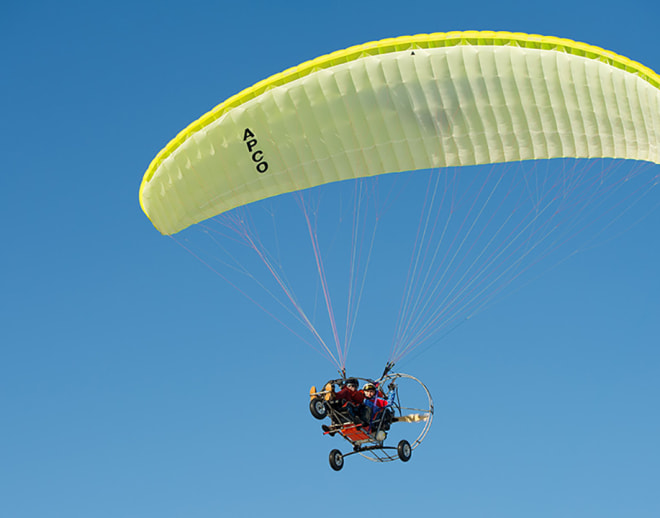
(345, 378, 358, 387)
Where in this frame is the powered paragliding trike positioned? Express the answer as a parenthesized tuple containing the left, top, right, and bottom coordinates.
(309, 373, 434, 470)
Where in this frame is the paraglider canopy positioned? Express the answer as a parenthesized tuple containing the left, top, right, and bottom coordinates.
(140, 30, 660, 236)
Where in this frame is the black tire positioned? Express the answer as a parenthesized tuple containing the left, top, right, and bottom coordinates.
(329, 449, 344, 471)
(397, 439, 412, 462)
(309, 397, 328, 420)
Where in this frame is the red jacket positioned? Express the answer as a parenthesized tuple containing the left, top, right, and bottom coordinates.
(334, 387, 365, 405)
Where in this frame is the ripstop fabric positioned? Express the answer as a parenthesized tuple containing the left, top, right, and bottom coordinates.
(140, 31, 660, 235)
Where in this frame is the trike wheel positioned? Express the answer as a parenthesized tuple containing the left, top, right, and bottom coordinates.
(309, 397, 328, 420)
(397, 440, 412, 462)
(329, 449, 344, 471)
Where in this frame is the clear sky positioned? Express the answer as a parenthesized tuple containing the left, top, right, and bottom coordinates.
(3, 1, 659, 517)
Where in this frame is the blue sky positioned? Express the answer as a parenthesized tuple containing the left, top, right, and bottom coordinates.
(3, 1, 659, 517)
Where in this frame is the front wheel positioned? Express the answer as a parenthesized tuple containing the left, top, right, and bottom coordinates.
(309, 397, 328, 420)
(329, 449, 344, 471)
(397, 440, 412, 462)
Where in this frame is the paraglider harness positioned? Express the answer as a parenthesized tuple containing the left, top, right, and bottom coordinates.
(321, 379, 395, 435)
(316, 363, 395, 433)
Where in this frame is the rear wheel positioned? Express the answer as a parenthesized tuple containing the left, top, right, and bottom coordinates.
(329, 449, 344, 471)
(397, 440, 412, 462)
(309, 397, 327, 420)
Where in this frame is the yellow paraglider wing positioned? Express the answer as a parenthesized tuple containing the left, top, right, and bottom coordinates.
(140, 31, 660, 235)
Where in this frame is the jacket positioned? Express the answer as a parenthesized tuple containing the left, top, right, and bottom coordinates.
(334, 387, 365, 405)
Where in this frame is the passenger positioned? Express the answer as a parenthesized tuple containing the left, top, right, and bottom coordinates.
(362, 382, 394, 432)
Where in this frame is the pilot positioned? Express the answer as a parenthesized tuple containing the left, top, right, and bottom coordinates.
(333, 378, 366, 424)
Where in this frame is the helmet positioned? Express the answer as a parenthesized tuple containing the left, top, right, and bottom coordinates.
(345, 378, 358, 387)
(363, 383, 377, 391)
